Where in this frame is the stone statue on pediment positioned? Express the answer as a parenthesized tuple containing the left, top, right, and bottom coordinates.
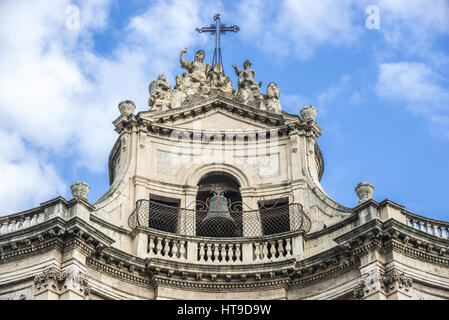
(263, 82, 281, 114)
(233, 60, 263, 105)
(208, 64, 232, 93)
(180, 48, 211, 85)
(232, 60, 262, 91)
(170, 75, 188, 108)
(148, 74, 171, 111)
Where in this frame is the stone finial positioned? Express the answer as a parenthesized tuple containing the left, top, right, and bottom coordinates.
(300, 105, 317, 122)
(118, 100, 136, 116)
(71, 181, 90, 199)
(355, 182, 374, 205)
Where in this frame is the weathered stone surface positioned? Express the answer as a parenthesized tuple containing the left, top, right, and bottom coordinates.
(70, 181, 90, 199)
(355, 182, 375, 205)
(1, 49, 448, 301)
(118, 100, 136, 116)
(300, 105, 317, 122)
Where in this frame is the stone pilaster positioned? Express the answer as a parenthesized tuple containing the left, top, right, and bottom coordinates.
(240, 189, 262, 237)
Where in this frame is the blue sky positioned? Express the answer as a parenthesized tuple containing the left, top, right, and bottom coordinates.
(0, 0, 448, 221)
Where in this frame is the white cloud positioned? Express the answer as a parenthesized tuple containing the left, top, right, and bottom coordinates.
(374, 0, 449, 62)
(377, 62, 449, 137)
(236, 0, 360, 60)
(0, 129, 65, 215)
(0, 0, 223, 213)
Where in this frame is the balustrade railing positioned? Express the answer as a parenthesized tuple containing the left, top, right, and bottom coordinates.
(0, 209, 44, 236)
(403, 210, 449, 239)
(130, 199, 310, 264)
(253, 236, 294, 261)
(143, 228, 301, 264)
(147, 233, 188, 260)
(197, 241, 243, 263)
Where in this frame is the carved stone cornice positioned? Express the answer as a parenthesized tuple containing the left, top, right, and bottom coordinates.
(291, 253, 358, 287)
(154, 276, 290, 292)
(0, 237, 64, 264)
(112, 97, 321, 140)
(0, 217, 114, 265)
(86, 248, 150, 287)
(335, 219, 449, 264)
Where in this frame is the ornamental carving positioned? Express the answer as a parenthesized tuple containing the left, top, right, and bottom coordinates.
(34, 268, 90, 298)
(146, 48, 284, 113)
(381, 270, 413, 294)
(353, 268, 382, 299)
(70, 181, 90, 199)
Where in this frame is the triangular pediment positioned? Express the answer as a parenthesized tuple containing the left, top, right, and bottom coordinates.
(174, 109, 270, 131)
(138, 94, 299, 129)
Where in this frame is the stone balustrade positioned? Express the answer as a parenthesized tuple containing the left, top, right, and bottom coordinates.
(197, 241, 243, 263)
(0, 196, 94, 238)
(253, 236, 294, 261)
(143, 228, 301, 264)
(148, 233, 188, 260)
(403, 210, 449, 239)
(0, 209, 44, 236)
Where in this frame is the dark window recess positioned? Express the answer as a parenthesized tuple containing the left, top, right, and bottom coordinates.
(148, 196, 180, 233)
(259, 198, 290, 235)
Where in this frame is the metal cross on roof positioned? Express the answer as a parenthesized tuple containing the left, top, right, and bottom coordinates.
(196, 13, 240, 67)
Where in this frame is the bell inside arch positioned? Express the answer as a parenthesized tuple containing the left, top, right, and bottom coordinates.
(203, 193, 234, 221)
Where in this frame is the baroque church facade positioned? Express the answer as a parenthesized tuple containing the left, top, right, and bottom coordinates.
(1, 47, 449, 300)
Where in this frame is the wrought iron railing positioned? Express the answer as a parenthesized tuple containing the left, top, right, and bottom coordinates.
(128, 199, 311, 238)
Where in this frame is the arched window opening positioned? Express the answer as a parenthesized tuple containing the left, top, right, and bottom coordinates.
(195, 172, 242, 237)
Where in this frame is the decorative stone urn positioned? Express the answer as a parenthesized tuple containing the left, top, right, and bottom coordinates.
(118, 100, 136, 116)
(300, 105, 317, 122)
(355, 182, 374, 205)
(71, 181, 90, 199)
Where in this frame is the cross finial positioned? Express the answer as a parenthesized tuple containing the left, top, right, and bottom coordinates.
(196, 14, 240, 67)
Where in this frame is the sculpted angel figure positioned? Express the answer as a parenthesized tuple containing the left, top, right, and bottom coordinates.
(148, 74, 171, 111)
(233, 59, 263, 104)
(264, 82, 281, 114)
(208, 64, 232, 93)
(180, 48, 211, 84)
(232, 60, 262, 90)
(170, 75, 188, 108)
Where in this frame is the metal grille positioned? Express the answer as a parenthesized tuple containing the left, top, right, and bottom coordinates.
(128, 199, 311, 237)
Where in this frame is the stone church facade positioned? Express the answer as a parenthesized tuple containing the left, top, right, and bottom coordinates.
(1, 48, 448, 300)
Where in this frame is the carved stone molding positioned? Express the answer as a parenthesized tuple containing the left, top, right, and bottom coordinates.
(60, 269, 91, 298)
(353, 280, 366, 300)
(34, 268, 66, 292)
(33, 268, 90, 299)
(381, 270, 413, 295)
(353, 268, 383, 300)
(354, 267, 413, 300)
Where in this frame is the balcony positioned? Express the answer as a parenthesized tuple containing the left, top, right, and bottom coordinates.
(128, 199, 311, 264)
